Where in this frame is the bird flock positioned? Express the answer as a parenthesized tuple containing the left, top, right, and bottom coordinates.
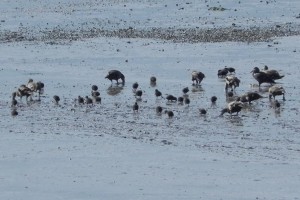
(10, 66, 285, 119)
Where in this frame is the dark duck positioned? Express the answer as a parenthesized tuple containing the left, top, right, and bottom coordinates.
(105, 70, 125, 84)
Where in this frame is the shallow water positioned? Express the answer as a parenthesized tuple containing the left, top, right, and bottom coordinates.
(1, 36, 299, 163)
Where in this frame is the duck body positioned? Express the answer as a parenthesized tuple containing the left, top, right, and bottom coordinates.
(105, 70, 125, 84)
(268, 85, 285, 100)
(17, 85, 33, 100)
(263, 66, 284, 80)
(251, 67, 275, 86)
(192, 71, 205, 85)
(155, 89, 163, 98)
(133, 102, 139, 112)
(217, 68, 228, 77)
(166, 95, 177, 102)
(225, 75, 240, 91)
(220, 100, 243, 117)
(239, 91, 263, 104)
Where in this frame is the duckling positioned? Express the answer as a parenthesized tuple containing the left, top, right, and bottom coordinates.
(217, 68, 229, 77)
(156, 106, 163, 114)
(220, 99, 244, 117)
(182, 87, 189, 95)
(133, 102, 139, 112)
(155, 89, 163, 98)
(211, 96, 217, 103)
(166, 95, 177, 102)
(135, 90, 143, 99)
(53, 95, 60, 104)
(91, 85, 98, 91)
(91, 91, 100, 97)
(150, 76, 157, 86)
(263, 65, 284, 80)
(268, 85, 285, 101)
(93, 96, 102, 104)
(177, 96, 184, 105)
(78, 96, 84, 104)
(184, 97, 190, 106)
(11, 109, 18, 117)
(239, 91, 264, 104)
(105, 70, 125, 84)
(192, 71, 205, 85)
(225, 75, 240, 91)
(165, 110, 174, 118)
(251, 67, 275, 87)
(199, 108, 207, 115)
(85, 96, 93, 105)
(132, 82, 139, 92)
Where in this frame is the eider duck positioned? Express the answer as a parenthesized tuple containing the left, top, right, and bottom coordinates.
(53, 95, 60, 104)
(16, 85, 33, 101)
(105, 70, 125, 84)
(225, 67, 236, 74)
(11, 109, 18, 117)
(192, 71, 205, 85)
(251, 67, 275, 87)
(263, 65, 284, 80)
(268, 85, 285, 101)
(165, 110, 174, 118)
(133, 102, 139, 112)
(199, 108, 207, 115)
(150, 76, 157, 86)
(166, 95, 177, 102)
(184, 97, 190, 106)
(132, 82, 139, 92)
(135, 90, 143, 99)
(78, 96, 84, 104)
(93, 96, 102, 104)
(155, 89, 163, 98)
(91, 91, 100, 97)
(220, 99, 244, 117)
(211, 96, 217, 103)
(182, 87, 189, 95)
(177, 96, 184, 105)
(85, 96, 93, 105)
(239, 91, 264, 104)
(225, 75, 240, 91)
(91, 85, 98, 91)
(156, 106, 163, 114)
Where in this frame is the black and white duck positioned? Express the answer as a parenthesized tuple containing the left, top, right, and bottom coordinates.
(225, 75, 240, 91)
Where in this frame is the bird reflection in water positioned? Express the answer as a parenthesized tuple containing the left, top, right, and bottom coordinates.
(106, 85, 124, 96)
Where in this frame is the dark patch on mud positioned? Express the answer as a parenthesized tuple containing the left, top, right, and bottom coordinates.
(1, 23, 300, 43)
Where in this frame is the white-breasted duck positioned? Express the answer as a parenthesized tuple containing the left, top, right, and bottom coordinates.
(191, 71, 205, 85)
(251, 67, 275, 87)
(105, 70, 125, 84)
(135, 90, 143, 99)
(268, 85, 285, 101)
(225, 75, 240, 91)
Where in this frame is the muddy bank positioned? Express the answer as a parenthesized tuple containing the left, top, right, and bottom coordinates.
(1, 23, 300, 43)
